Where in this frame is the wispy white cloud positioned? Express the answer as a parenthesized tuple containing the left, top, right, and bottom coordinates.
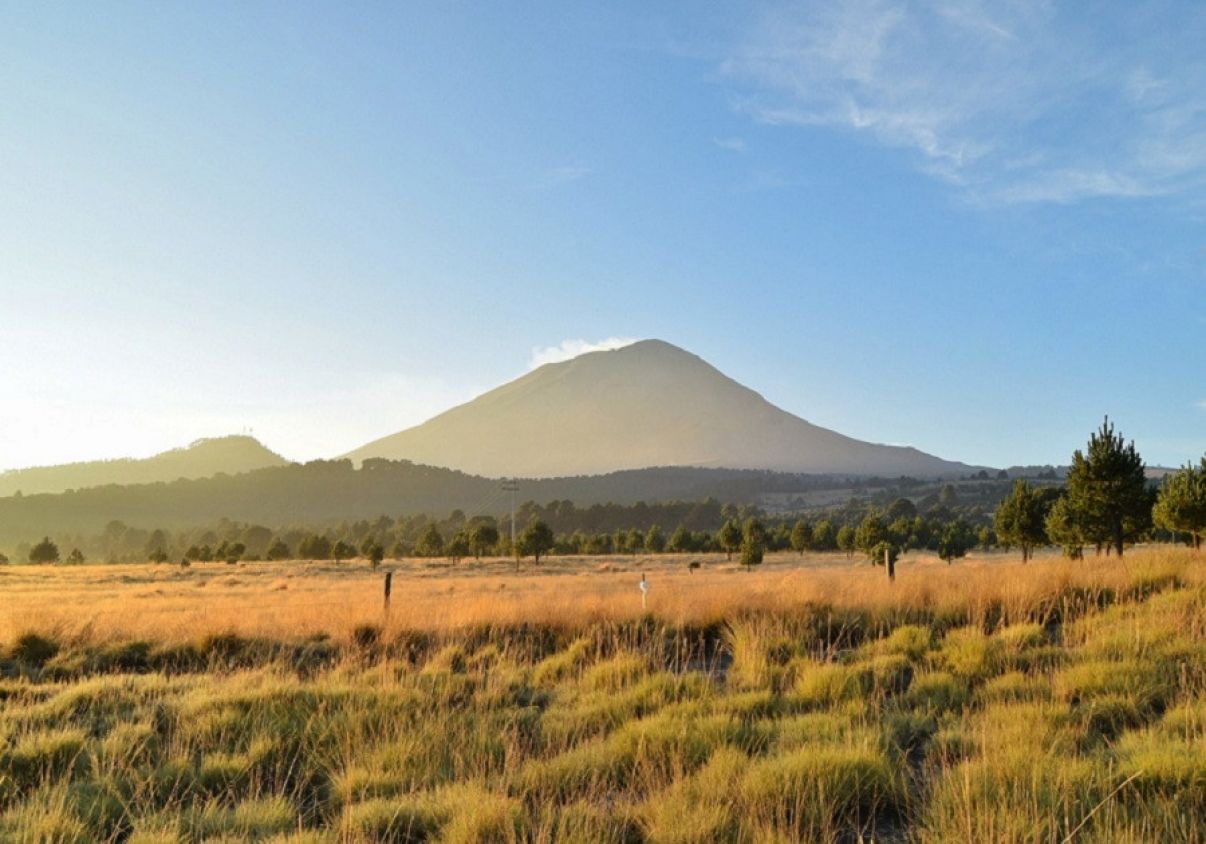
(1196, 400, 1206, 411)
(714, 136, 747, 152)
(533, 165, 592, 190)
(994, 169, 1161, 205)
(722, 1, 1206, 204)
(528, 337, 638, 370)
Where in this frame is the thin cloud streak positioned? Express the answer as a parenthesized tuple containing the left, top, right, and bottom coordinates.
(722, 1, 1206, 205)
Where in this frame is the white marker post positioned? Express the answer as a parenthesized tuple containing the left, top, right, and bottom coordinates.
(639, 573, 649, 612)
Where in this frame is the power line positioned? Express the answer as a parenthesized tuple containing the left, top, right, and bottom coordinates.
(501, 480, 519, 555)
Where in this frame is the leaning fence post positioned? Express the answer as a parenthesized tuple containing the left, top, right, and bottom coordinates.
(886, 547, 895, 583)
(383, 571, 393, 616)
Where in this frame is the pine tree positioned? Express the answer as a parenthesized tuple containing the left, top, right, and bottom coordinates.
(790, 519, 811, 555)
(994, 479, 1048, 562)
(1152, 457, 1206, 550)
(1045, 495, 1086, 559)
(644, 525, 666, 554)
(717, 519, 742, 561)
(812, 519, 836, 551)
(28, 536, 60, 564)
(626, 527, 644, 555)
(416, 524, 444, 558)
(740, 517, 766, 569)
(855, 512, 888, 562)
(835, 524, 856, 558)
(937, 520, 973, 564)
(1065, 417, 1151, 558)
(667, 525, 691, 553)
(519, 520, 555, 564)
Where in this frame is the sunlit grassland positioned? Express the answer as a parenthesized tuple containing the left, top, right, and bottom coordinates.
(0, 548, 1202, 841)
(0, 548, 1167, 641)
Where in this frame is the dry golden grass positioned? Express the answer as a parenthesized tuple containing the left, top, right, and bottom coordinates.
(0, 546, 1201, 841)
(2, 546, 1199, 646)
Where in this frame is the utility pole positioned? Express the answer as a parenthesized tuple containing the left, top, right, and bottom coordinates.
(501, 479, 518, 567)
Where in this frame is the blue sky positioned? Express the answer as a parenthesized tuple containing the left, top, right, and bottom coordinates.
(1, 1, 1203, 471)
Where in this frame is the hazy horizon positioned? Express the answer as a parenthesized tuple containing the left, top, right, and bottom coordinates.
(3, 3, 1204, 471)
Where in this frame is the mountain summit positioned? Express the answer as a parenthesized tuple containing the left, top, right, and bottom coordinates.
(346, 340, 974, 478)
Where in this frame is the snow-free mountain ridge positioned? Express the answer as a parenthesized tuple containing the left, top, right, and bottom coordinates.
(0, 436, 288, 497)
(346, 340, 976, 478)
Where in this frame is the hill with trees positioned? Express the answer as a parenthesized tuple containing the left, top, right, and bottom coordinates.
(0, 436, 288, 497)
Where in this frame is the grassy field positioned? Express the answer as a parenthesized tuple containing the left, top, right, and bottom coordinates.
(0, 548, 1202, 842)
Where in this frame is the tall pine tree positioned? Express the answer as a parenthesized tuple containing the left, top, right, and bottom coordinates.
(1065, 417, 1151, 558)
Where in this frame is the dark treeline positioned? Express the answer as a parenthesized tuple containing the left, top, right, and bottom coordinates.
(0, 457, 1033, 548)
(2, 483, 1002, 566)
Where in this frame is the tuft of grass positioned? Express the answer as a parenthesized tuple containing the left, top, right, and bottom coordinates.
(532, 637, 594, 685)
(340, 793, 446, 843)
(980, 671, 1051, 704)
(197, 752, 251, 797)
(873, 624, 932, 662)
(545, 800, 644, 843)
(903, 671, 969, 714)
(1068, 694, 1147, 744)
(521, 737, 634, 802)
(0, 728, 88, 794)
(67, 779, 130, 840)
(0, 786, 90, 844)
(921, 749, 1105, 842)
(582, 653, 649, 693)
(772, 711, 867, 751)
(792, 654, 918, 708)
(723, 616, 810, 690)
(190, 796, 297, 840)
(938, 626, 1004, 683)
(739, 744, 905, 838)
(1116, 729, 1206, 803)
(421, 644, 467, 675)
(1054, 658, 1174, 714)
(439, 784, 526, 844)
(997, 622, 1048, 651)
(9, 632, 60, 667)
(794, 663, 863, 707)
(640, 746, 747, 843)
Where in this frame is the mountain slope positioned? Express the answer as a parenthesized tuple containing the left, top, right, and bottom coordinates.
(347, 340, 976, 478)
(0, 435, 289, 497)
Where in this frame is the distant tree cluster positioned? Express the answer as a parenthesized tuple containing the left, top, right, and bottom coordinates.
(1153, 457, 1206, 551)
(990, 418, 1206, 561)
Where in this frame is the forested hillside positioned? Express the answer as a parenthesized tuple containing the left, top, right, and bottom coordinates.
(0, 436, 287, 497)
